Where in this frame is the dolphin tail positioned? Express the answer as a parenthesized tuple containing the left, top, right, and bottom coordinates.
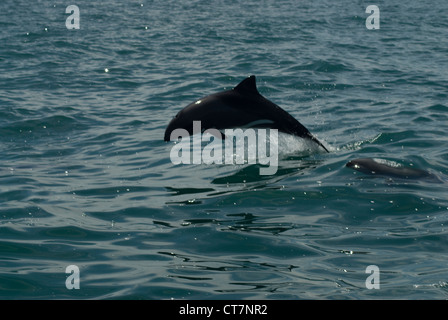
(308, 133, 329, 153)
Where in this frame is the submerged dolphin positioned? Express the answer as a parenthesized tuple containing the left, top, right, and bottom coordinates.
(164, 75, 329, 153)
(346, 158, 435, 180)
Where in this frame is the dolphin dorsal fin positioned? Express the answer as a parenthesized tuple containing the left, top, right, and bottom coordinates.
(233, 75, 260, 96)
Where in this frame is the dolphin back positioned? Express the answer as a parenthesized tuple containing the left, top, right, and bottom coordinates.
(346, 158, 438, 180)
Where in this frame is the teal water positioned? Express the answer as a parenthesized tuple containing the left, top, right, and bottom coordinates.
(1, 0, 448, 299)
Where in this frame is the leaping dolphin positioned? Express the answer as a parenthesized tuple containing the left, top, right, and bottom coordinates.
(164, 75, 329, 153)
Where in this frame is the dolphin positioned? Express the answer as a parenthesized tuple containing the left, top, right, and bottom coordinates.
(164, 75, 329, 153)
(346, 158, 437, 180)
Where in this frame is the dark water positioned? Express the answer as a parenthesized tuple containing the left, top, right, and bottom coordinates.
(1, 0, 448, 299)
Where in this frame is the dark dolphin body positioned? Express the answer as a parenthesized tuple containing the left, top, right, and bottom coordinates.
(346, 158, 438, 181)
(164, 75, 329, 153)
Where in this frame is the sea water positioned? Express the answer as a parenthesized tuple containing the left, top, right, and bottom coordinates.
(1, 0, 448, 299)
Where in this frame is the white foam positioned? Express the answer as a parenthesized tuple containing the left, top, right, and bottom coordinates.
(372, 158, 402, 168)
(171, 130, 328, 167)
